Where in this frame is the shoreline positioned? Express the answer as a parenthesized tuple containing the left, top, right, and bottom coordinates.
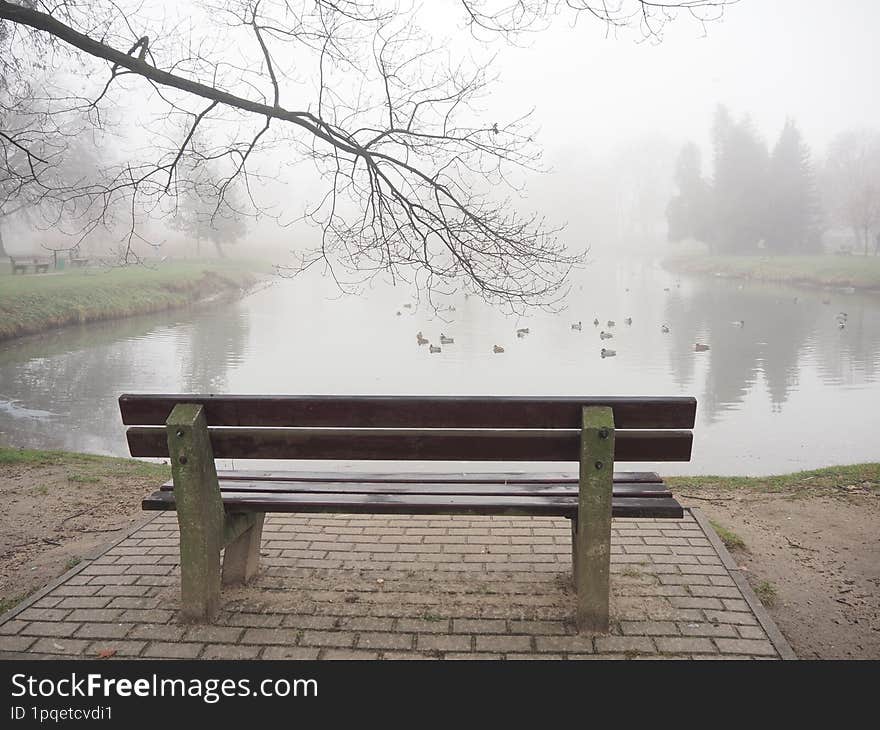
(662, 253, 880, 293)
(0, 262, 264, 342)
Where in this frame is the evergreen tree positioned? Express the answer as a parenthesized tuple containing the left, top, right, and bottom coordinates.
(765, 119, 821, 253)
(666, 142, 713, 247)
(712, 111, 769, 253)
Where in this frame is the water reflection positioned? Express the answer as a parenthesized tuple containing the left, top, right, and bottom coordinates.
(665, 278, 880, 423)
(0, 261, 878, 475)
(0, 302, 249, 454)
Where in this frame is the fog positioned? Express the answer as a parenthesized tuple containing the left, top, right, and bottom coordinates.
(3, 0, 879, 265)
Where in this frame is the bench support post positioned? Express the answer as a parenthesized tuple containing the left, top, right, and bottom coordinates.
(575, 406, 615, 633)
(222, 512, 265, 585)
(166, 404, 224, 622)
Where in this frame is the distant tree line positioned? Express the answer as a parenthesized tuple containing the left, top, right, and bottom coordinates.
(667, 104, 880, 255)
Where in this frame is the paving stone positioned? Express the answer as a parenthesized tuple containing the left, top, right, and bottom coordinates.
(300, 631, 356, 648)
(655, 637, 717, 654)
(594, 636, 656, 654)
(240, 628, 303, 645)
(715, 638, 777, 656)
(183, 626, 244, 644)
(201, 644, 262, 660)
(677, 622, 739, 638)
(475, 635, 532, 652)
(30, 638, 89, 655)
(75, 623, 134, 640)
(260, 646, 321, 660)
(20, 622, 82, 638)
(620, 621, 678, 636)
(1, 512, 786, 662)
(0, 635, 37, 652)
(357, 633, 414, 650)
(321, 649, 380, 659)
(452, 619, 507, 634)
(415, 634, 472, 652)
(143, 642, 204, 659)
(84, 640, 147, 657)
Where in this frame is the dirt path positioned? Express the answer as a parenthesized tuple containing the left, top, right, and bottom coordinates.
(1, 454, 878, 658)
(679, 487, 880, 659)
(0, 454, 164, 612)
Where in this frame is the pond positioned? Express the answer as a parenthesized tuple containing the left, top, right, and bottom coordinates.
(1, 258, 878, 475)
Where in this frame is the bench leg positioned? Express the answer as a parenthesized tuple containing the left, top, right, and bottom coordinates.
(575, 406, 615, 633)
(222, 513, 265, 585)
(166, 404, 225, 622)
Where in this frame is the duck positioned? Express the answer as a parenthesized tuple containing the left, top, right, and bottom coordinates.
(396, 311, 402, 316)
(599, 331, 613, 340)
(600, 348, 616, 358)
(493, 345, 505, 353)
(516, 327, 530, 335)
(571, 321, 582, 331)
(606, 320, 615, 328)
(661, 324, 670, 334)
(624, 317, 632, 326)
(439, 334, 454, 345)
(416, 332, 429, 346)
(694, 343, 710, 352)
(449, 306, 456, 312)
(403, 303, 413, 309)
(732, 320, 745, 327)
(593, 318, 600, 326)
(838, 321, 846, 330)
(837, 312, 848, 321)
(429, 344, 441, 353)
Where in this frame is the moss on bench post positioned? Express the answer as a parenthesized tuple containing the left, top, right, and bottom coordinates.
(575, 406, 615, 633)
(166, 403, 224, 622)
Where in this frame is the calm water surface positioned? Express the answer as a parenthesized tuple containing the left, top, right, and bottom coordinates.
(1, 259, 878, 475)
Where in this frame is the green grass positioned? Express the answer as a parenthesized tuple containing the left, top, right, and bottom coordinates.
(0, 445, 170, 481)
(0, 258, 268, 340)
(68, 474, 101, 484)
(709, 520, 747, 551)
(0, 593, 34, 615)
(753, 580, 778, 607)
(668, 463, 880, 494)
(664, 254, 880, 290)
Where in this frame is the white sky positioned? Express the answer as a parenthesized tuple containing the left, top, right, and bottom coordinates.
(485, 0, 880, 156)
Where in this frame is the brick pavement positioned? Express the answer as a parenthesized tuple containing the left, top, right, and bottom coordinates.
(0, 509, 794, 659)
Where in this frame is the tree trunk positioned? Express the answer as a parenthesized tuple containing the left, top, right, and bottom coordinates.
(0, 224, 7, 259)
(214, 241, 225, 258)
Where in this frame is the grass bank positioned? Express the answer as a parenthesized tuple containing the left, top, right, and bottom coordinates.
(663, 254, 880, 291)
(0, 259, 267, 341)
(0, 445, 169, 480)
(668, 462, 880, 495)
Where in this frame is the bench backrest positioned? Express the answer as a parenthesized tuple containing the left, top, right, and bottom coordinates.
(120, 394, 696, 463)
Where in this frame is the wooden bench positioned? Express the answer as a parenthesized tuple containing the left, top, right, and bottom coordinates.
(9, 256, 51, 274)
(119, 394, 696, 631)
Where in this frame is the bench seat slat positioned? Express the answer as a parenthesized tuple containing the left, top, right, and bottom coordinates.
(142, 490, 684, 519)
(202, 469, 662, 484)
(128, 427, 693, 462)
(119, 394, 697, 429)
(158, 478, 672, 499)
